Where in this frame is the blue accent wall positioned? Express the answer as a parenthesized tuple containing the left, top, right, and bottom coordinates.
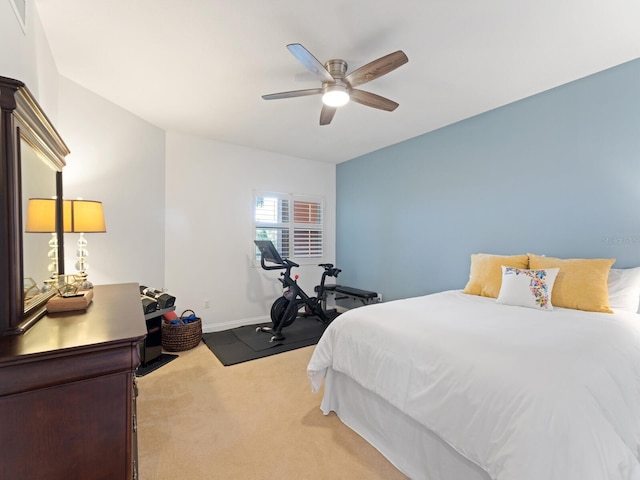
(337, 58, 640, 301)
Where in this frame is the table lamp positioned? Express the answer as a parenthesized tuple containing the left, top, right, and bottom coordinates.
(64, 199, 106, 289)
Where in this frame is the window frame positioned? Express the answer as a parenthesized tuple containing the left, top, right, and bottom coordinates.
(253, 190, 325, 266)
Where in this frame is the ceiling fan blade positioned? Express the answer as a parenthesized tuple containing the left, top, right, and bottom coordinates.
(319, 105, 337, 125)
(286, 43, 335, 83)
(344, 50, 408, 88)
(262, 88, 322, 100)
(350, 89, 399, 111)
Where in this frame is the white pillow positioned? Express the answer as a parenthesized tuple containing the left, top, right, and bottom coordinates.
(496, 266, 559, 311)
(608, 267, 640, 313)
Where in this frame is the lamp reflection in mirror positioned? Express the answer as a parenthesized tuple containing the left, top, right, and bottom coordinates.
(25, 198, 60, 278)
(64, 199, 106, 289)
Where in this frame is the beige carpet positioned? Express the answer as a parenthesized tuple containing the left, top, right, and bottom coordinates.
(137, 342, 408, 480)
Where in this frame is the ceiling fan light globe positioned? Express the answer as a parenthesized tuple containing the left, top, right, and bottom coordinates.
(322, 87, 349, 107)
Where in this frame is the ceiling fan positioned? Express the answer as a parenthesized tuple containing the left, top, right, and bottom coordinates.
(262, 43, 409, 126)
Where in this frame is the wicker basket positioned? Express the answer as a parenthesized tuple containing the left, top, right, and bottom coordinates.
(161, 309, 202, 352)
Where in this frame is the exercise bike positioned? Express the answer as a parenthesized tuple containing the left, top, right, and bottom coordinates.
(255, 240, 341, 342)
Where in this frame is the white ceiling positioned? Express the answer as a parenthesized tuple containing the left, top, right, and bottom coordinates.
(35, 0, 640, 164)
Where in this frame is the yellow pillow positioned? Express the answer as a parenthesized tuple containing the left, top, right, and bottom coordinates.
(527, 253, 615, 313)
(463, 253, 529, 298)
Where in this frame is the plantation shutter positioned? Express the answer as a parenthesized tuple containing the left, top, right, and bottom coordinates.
(255, 194, 290, 258)
(254, 192, 324, 261)
(293, 199, 323, 258)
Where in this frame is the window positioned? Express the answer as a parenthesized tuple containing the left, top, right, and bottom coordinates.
(254, 192, 324, 262)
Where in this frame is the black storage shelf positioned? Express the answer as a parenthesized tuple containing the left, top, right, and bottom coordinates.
(140, 306, 175, 366)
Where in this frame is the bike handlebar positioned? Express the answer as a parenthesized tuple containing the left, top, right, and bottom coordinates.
(260, 255, 339, 278)
(260, 255, 299, 271)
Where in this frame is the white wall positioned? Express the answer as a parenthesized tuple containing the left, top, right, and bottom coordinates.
(58, 77, 166, 288)
(4, 3, 337, 330)
(0, 0, 59, 119)
(56, 83, 337, 331)
(165, 132, 336, 332)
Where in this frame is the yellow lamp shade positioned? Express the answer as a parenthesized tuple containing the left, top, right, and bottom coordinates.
(66, 200, 106, 233)
(25, 198, 57, 233)
(26, 198, 106, 233)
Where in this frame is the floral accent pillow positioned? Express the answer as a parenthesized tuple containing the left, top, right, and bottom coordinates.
(496, 266, 560, 311)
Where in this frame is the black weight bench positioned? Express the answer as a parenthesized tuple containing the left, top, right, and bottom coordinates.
(316, 284, 380, 310)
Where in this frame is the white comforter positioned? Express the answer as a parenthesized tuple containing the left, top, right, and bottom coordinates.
(307, 290, 640, 480)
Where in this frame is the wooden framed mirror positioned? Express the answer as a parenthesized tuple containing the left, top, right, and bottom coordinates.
(0, 76, 70, 336)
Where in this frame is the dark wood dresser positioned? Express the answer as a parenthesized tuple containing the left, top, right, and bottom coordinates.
(0, 283, 147, 480)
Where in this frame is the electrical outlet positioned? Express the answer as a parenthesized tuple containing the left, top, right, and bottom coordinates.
(204, 299, 210, 309)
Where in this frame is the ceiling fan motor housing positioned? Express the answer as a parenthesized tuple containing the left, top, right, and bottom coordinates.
(324, 59, 348, 79)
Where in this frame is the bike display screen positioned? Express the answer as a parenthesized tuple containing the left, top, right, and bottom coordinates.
(254, 240, 285, 265)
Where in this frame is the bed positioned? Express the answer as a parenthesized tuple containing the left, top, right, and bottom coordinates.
(307, 254, 640, 480)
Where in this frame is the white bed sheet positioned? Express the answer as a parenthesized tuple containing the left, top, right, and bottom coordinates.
(322, 367, 491, 480)
(307, 290, 640, 480)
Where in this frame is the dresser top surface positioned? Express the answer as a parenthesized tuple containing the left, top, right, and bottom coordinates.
(0, 283, 147, 360)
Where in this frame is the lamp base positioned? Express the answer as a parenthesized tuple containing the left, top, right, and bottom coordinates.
(75, 272, 93, 290)
(46, 289, 94, 313)
(75, 233, 93, 289)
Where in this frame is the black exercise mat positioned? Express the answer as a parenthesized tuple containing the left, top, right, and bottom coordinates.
(136, 353, 178, 377)
(202, 314, 335, 366)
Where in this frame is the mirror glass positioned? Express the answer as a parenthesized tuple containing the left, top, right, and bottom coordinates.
(21, 138, 59, 310)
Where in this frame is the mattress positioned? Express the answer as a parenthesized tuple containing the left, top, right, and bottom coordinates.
(308, 290, 640, 480)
